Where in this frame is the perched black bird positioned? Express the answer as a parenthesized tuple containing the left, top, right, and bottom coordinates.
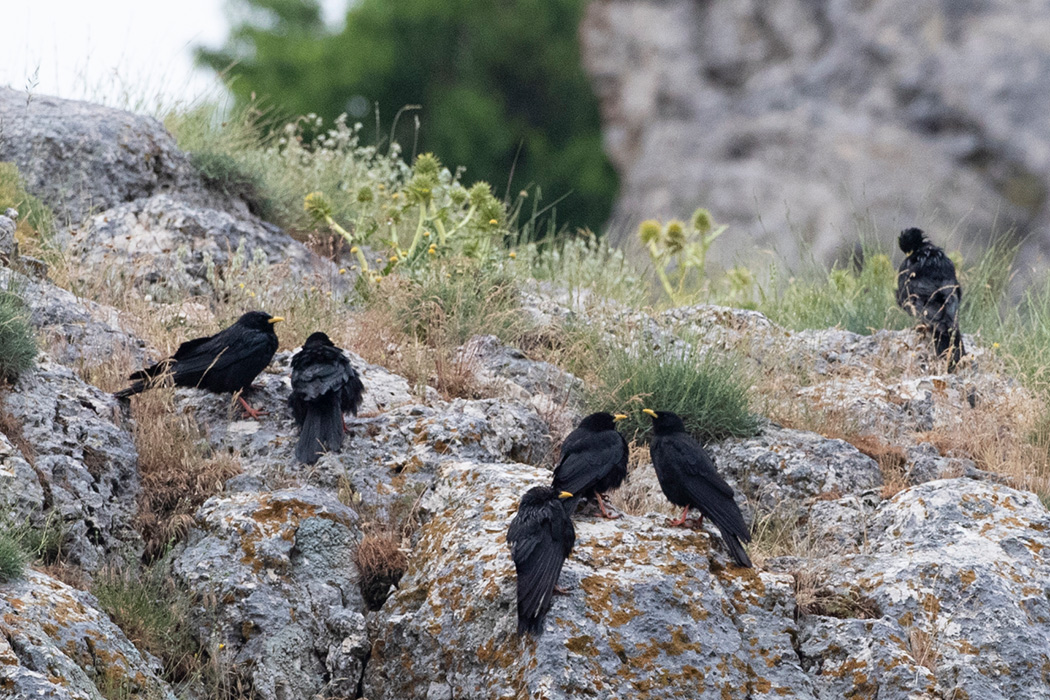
(506, 486, 576, 636)
(644, 409, 752, 568)
(551, 412, 629, 519)
(896, 227, 965, 371)
(288, 332, 365, 464)
(115, 311, 283, 417)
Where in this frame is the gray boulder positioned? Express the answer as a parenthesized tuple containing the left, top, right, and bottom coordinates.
(171, 487, 366, 700)
(0, 87, 199, 223)
(0, 570, 176, 700)
(1, 355, 141, 573)
(0, 207, 15, 261)
(64, 193, 334, 302)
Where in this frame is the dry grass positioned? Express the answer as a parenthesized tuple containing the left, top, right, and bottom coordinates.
(128, 387, 242, 560)
(908, 627, 939, 674)
(353, 530, 409, 611)
(793, 569, 881, 621)
(607, 441, 676, 518)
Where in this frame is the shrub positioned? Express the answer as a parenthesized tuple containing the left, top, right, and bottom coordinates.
(0, 532, 25, 583)
(588, 343, 759, 443)
(0, 289, 36, 383)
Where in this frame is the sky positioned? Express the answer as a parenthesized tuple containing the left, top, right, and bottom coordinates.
(1, 0, 345, 113)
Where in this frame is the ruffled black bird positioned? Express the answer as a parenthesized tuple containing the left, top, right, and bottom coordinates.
(289, 332, 365, 464)
(644, 409, 752, 568)
(896, 227, 966, 371)
(115, 311, 283, 418)
(506, 486, 575, 636)
(551, 412, 629, 519)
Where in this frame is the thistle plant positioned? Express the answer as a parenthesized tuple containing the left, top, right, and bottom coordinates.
(304, 191, 371, 273)
(639, 208, 728, 305)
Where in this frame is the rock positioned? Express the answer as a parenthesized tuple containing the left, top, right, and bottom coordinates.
(1, 356, 141, 573)
(0, 431, 44, 526)
(709, 425, 884, 512)
(363, 460, 815, 699)
(0, 87, 200, 224)
(0, 570, 176, 700)
(581, 0, 1050, 276)
(0, 208, 15, 261)
(171, 487, 366, 700)
(0, 267, 146, 369)
(812, 479, 1050, 699)
(65, 193, 334, 301)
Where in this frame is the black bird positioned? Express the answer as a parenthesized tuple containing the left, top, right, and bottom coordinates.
(551, 412, 629, 519)
(506, 486, 576, 636)
(896, 227, 966, 371)
(288, 332, 365, 464)
(644, 409, 752, 568)
(115, 311, 283, 418)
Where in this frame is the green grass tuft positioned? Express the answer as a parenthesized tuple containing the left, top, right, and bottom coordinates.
(0, 532, 26, 583)
(0, 289, 36, 383)
(588, 344, 759, 443)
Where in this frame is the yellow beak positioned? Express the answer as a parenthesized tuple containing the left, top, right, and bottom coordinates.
(613, 413, 628, 421)
(268, 316, 285, 324)
(558, 491, 574, 500)
(643, 408, 658, 418)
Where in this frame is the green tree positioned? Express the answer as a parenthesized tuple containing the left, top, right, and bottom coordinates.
(196, 0, 618, 232)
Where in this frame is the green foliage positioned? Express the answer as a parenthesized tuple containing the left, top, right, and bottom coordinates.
(91, 560, 203, 688)
(195, 0, 617, 232)
(190, 150, 275, 220)
(0, 289, 36, 383)
(0, 532, 25, 583)
(639, 209, 728, 305)
(588, 344, 759, 443)
(7, 515, 66, 566)
(0, 161, 54, 241)
(756, 248, 910, 335)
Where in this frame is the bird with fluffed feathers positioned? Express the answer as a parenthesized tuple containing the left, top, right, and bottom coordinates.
(645, 408, 752, 567)
(551, 411, 629, 519)
(114, 311, 283, 418)
(506, 486, 576, 636)
(896, 227, 966, 371)
(288, 331, 365, 465)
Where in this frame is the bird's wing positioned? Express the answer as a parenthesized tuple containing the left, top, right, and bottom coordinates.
(508, 506, 571, 621)
(551, 431, 626, 495)
(170, 328, 271, 381)
(663, 436, 735, 498)
(340, 367, 365, 415)
(292, 355, 352, 402)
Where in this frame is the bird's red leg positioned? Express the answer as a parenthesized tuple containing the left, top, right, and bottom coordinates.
(669, 506, 690, 527)
(237, 395, 268, 420)
(342, 415, 348, 433)
(595, 493, 621, 520)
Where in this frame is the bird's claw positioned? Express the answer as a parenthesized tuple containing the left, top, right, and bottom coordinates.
(237, 395, 268, 420)
(553, 585, 570, 596)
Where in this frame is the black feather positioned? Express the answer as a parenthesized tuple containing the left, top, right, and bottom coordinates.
(289, 332, 365, 464)
(115, 311, 279, 398)
(647, 410, 752, 567)
(896, 227, 965, 371)
(506, 486, 575, 636)
(551, 412, 628, 515)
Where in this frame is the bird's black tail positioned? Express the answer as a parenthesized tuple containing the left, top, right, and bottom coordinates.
(717, 526, 753, 568)
(517, 610, 545, 636)
(295, 398, 344, 464)
(934, 324, 965, 372)
(113, 382, 146, 400)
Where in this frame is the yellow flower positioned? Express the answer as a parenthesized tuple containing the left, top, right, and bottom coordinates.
(338, 268, 346, 274)
(238, 282, 245, 289)
(508, 251, 516, 259)
(374, 276, 383, 283)
(993, 342, 1000, 349)
(389, 255, 399, 263)
(489, 218, 498, 225)
(423, 230, 431, 237)
(350, 246, 359, 253)
(392, 192, 400, 199)
(248, 291, 256, 298)
(428, 248, 436, 256)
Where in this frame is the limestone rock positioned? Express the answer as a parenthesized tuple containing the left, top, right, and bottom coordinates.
(0, 87, 200, 224)
(0, 570, 176, 700)
(171, 487, 366, 700)
(1, 356, 141, 572)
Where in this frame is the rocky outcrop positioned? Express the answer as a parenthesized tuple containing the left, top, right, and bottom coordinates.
(1, 356, 142, 573)
(172, 488, 365, 700)
(0, 570, 176, 700)
(0, 87, 200, 224)
(581, 0, 1050, 273)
